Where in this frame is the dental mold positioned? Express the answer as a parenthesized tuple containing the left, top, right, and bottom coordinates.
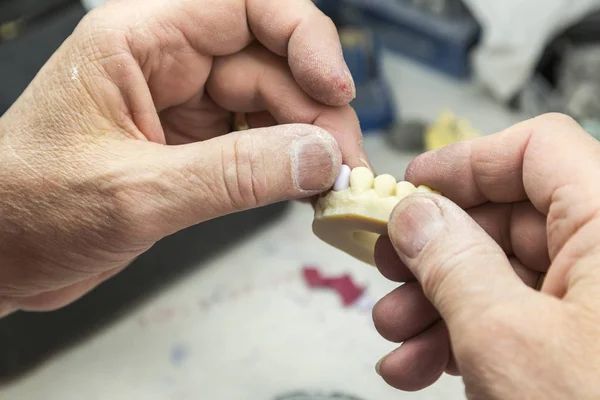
(312, 165, 440, 266)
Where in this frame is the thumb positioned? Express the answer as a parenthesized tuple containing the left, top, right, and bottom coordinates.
(388, 194, 531, 330)
(132, 124, 341, 236)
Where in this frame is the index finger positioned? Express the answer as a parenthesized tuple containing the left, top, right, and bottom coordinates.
(406, 113, 600, 212)
(405, 113, 600, 270)
(206, 43, 366, 168)
(247, 0, 356, 106)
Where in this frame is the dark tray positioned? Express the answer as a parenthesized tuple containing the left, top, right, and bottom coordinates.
(0, 0, 75, 25)
(0, 1, 84, 115)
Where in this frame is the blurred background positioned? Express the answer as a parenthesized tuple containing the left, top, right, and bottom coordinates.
(1, 0, 600, 399)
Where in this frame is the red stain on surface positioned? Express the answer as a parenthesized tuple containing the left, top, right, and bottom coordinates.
(302, 265, 365, 307)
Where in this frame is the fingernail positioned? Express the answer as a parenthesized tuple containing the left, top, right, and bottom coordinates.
(293, 134, 339, 191)
(333, 164, 351, 191)
(359, 149, 374, 172)
(375, 355, 386, 375)
(391, 197, 444, 259)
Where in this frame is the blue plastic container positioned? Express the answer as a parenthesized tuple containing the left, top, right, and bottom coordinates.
(341, 28, 397, 133)
(314, 0, 398, 133)
(319, 0, 481, 79)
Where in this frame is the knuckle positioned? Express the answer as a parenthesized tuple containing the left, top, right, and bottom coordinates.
(220, 135, 269, 211)
(218, 0, 247, 25)
(322, 14, 337, 31)
(535, 112, 579, 130)
(103, 191, 148, 245)
(371, 298, 397, 340)
(101, 167, 166, 245)
(73, 6, 135, 68)
(179, 0, 248, 55)
(546, 185, 600, 258)
(76, 9, 122, 54)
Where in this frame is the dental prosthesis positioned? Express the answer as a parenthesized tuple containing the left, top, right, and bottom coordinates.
(312, 165, 440, 266)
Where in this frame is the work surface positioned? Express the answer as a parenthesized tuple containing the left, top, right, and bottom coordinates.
(0, 53, 523, 400)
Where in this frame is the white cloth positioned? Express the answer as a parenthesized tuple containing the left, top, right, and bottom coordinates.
(464, 0, 600, 101)
(80, 0, 107, 11)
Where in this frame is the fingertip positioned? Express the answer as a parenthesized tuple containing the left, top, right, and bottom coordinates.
(404, 155, 422, 182)
(293, 71, 354, 107)
(445, 351, 461, 376)
(287, 15, 355, 106)
(403, 149, 438, 183)
(404, 142, 485, 209)
(377, 321, 450, 391)
(289, 54, 355, 107)
(372, 283, 440, 343)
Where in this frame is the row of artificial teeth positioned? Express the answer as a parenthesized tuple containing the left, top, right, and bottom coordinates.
(332, 165, 439, 198)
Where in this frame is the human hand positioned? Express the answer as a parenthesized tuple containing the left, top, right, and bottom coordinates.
(373, 113, 600, 399)
(0, 0, 366, 315)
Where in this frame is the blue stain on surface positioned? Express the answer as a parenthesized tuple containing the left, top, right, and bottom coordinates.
(170, 344, 189, 366)
(262, 242, 278, 255)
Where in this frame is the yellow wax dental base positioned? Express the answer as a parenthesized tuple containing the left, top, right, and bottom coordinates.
(312, 166, 439, 266)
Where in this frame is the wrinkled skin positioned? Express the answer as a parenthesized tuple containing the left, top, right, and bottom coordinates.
(0, 0, 368, 315)
(373, 113, 600, 399)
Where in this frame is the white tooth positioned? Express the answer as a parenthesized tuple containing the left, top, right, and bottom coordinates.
(374, 174, 397, 197)
(396, 181, 417, 199)
(417, 185, 433, 193)
(333, 164, 351, 191)
(350, 167, 374, 195)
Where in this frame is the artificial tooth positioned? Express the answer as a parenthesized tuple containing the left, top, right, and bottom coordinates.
(374, 174, 397, 197)
(333, 164, 351, 191)
(396, 181, 417, 199)
(350, 167, 374, 195)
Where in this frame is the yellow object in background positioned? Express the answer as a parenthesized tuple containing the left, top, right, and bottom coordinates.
(0, 19, 23, 41)
(425, 110, 480, 151)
